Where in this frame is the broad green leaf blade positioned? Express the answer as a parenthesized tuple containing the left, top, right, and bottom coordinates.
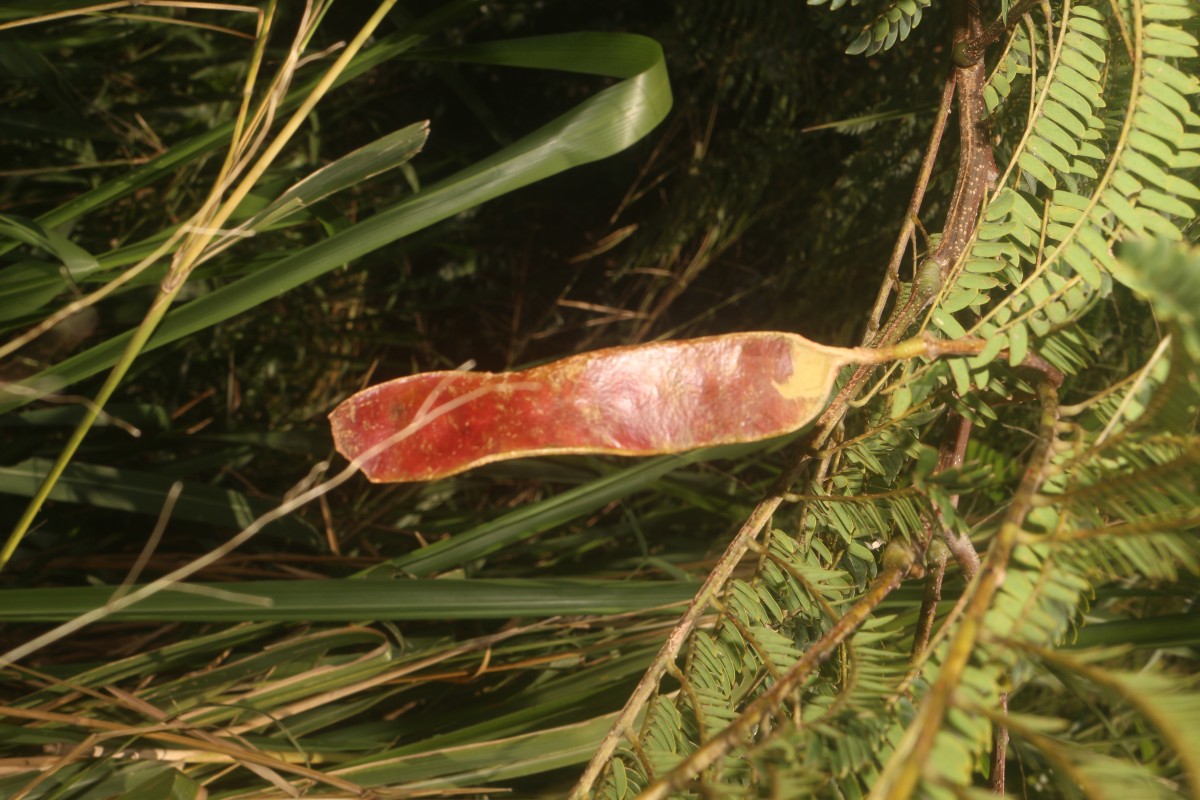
(0, 2, 482, 251)
(0, 214, 98, 278)
(123, 768, 202, 800)
(333, 712, 625, 789)
(0, 32, 672, 413)
(1070, 613, 1200, 649)
(0, 261, 68, 322)
(0, 458, 318, 540)
(384, 438, 776, 577)
(246, 121, 430, 230)
(0, 763, 162, 800)
(0, 215, 101, 320)
(0, 577, 696, 622)
(378, 650, 656, 754)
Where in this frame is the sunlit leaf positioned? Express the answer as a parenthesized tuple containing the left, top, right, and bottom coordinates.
(331, 332, 851, 482)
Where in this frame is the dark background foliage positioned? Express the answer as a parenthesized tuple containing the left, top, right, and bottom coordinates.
(1, 1, 946, 585)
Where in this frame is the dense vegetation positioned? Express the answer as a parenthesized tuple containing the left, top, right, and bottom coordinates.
(1, 1, 1197, 798)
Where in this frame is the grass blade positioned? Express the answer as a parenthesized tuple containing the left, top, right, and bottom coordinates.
(0, 577, 696, 622)
(0, 32, 671, 413)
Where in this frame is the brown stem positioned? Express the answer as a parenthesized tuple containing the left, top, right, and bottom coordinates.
(956, 0, 1043, 66)
(938, 411, 974, 473)
(913, 410, 976, 657)
(880, 380, 1061, 798)
(939, 513, 981, 578)
(928, 0, 998, 275)
(573, 0, 1009, 792)
(991, 692, 1010, 793)
(911, 539, 948, 659)
(865, 72, 958, 343)
(639, 550, 913, 799)
(569, 496, 786, 798)
(936, 412, 982, 578)
(867, 0, 1001, 355)
(1014, 349, 1065, 387)
(869, 0, 999, 362)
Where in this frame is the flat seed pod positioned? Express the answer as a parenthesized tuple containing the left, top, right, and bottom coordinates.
(330, 331, 857, 482)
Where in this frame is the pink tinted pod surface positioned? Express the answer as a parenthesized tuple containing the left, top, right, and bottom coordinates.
(329, 332, 849, 482)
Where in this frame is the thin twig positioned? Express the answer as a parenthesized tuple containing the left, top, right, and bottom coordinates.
(936, 412, 981, 578)
(570, 495, 785, 798)
(865, 71, 958, 343)
(991, 692, 1009, 793)
(0, 376, 534, 668)
(873, 379, 1060, 798)
(573, 0, 1009, 788)
(911, 539, 948, 659)
(1, 707, 368, 798)
(639, 550, 914, 798)
(1, 0, 401, 569)
(109, 482, 184, 604)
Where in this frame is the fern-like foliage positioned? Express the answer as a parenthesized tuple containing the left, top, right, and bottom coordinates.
(845, 0, 934, 56)
(585, 0, 1200, 796)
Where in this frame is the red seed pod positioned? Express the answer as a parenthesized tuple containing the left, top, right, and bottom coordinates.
(329, 332, 854, 482)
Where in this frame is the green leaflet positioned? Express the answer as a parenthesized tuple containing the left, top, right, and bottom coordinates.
(589, 4, 1200, 796)
(843, 0, 932, 55)
(7, 4, 1200, 799)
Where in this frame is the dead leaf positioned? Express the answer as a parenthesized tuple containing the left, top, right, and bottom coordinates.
(329, 332, 856, 482)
